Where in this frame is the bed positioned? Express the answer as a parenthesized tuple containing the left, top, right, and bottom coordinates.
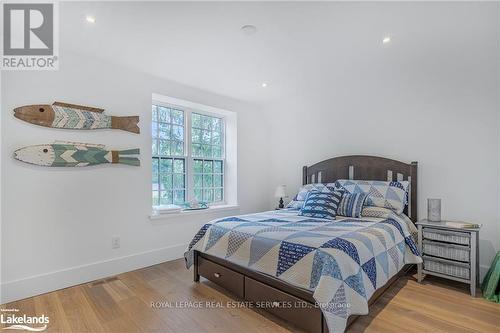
(185, 155, 421, 333)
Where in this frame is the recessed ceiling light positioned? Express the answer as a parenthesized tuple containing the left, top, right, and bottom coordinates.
(382, 36, 391, 44)
(261, 83, 267, 88)
(86, 15, 96, 23)
(241, 25, 257, 35)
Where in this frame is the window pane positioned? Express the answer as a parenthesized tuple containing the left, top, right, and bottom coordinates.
(203, 189, 214, 202)
(160, 174, 173, 190)
(201, 130, 211, 144)
(214, 188, 223, 202)
(173, 174, 185, 188)
(193, 160, 203, 173)
(213, 160, 223, 173)
(160, 158, 173, 173)
(174, 190, 185, 204)
(202, 145, 212, 158)
(159, 140, 170, 155)
(192, 113, 202, 128)
(172, 125, 183, 141)
(192, 128, 202, 143)
(212, 131, 221, 145)
(212, 146, 222, 158)
(172, 141, 184, 156)
(152, 105, 158, 122)
(192, 144, 202, 157)
(203, 174, 213, 187)
(159, 123, 170, 139)
(152, 139, 158, 155)
(174, 159, 184, 173)
(194, 174, 203, 188)
(158, 106, 170, 123)
(214, 174, 223, 187)
(194, 189, 203, 202)
(152, 121, 158, 138)
(203, 160, 213, 173)
(152, 158, 159, 181)
(171, 109, 184, 125)
(152, 191, 159, 206)
(160, 191, 173, 205)
(201, 115, 211, 130)
(212, 118, 221, 132)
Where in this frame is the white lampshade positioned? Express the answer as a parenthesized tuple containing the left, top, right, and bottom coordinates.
(274, 185, 287, 198)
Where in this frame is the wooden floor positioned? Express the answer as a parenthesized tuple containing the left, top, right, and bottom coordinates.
(2, 259, 499, 332)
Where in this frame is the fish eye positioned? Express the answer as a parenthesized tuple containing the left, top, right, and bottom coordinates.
(39, 108, 45, 112)
(43, 149, 48, 153)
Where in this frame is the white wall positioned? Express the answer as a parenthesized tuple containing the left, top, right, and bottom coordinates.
(0, 50, 270, 303)
(2, 1, 499, 303)
(265, 3, 500, 277)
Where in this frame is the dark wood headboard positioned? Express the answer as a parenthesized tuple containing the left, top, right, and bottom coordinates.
(302, 155, 418, 221)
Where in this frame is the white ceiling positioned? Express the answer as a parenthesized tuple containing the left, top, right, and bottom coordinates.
(60, 1, 498, 105)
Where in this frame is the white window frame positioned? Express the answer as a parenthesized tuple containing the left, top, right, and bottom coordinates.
(152, 99, 228, 208)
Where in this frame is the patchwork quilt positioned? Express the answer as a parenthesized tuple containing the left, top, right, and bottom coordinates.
(185, 210, 421, 333)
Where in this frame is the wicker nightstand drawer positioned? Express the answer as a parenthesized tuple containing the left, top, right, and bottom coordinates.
(423, 255, 470, 280)
(422, 239, 470, 262)
(422, 228, 470, 245)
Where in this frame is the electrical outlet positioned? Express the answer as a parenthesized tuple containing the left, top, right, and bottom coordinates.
(112, 236, 120, 249)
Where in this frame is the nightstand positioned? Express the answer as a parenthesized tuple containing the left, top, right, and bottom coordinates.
(416, 220, 481, 296)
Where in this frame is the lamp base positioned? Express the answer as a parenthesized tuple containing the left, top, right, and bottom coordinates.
(278, 197, 284, 209)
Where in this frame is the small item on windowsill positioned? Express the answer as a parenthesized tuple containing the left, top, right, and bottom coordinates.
(182, 201, 209, 211)
(153, 204, 182, 215)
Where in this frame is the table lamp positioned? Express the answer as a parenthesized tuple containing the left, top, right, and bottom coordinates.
(274, 185, 287, 209)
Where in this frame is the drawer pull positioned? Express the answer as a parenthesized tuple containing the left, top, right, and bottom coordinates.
(272, 301, 280, 307)
(213, 272, 221, 278)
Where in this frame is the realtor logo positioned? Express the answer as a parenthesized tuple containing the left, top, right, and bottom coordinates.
(1, 1, 59, 70)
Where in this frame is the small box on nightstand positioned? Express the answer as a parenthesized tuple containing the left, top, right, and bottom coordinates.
(416, 220, 481, 296)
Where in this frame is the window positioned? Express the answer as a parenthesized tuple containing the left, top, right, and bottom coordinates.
(152, 105, 186, 206)
(191, 113, 224, 203)
(152, 104, 225, 207)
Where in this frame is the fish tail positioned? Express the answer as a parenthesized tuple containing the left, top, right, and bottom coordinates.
(117, 149, 140, 166)
(112, 116, 140, 134)
(119, 148, 140, 155)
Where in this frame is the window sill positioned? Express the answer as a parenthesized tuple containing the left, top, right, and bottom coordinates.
(149, 204, 240, 221)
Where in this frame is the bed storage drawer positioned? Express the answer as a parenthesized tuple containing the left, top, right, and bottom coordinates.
(423, 255, 470, 280)
(422, 228, 470, 245)
(422, 240, 470, 262)
(244, 277, 322, 333)
(198, 257, 244, 298)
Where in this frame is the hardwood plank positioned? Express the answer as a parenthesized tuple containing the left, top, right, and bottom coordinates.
(2, 259, 499, 333)
(33, 292, 72, 333)
(57, 287, 106, 333)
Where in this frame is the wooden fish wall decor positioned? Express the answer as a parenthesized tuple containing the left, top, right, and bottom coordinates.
(14, 142, 140, 167)
(14, 102, 140, 134)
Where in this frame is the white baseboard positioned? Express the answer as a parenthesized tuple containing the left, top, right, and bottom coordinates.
(1, 243, 187, 304)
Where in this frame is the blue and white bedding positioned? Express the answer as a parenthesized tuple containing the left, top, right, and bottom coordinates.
(185, 209, 421, 333)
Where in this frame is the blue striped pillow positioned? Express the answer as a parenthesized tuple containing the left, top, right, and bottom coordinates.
(337, 192, 368, 218)
(298, 190, 343, 220)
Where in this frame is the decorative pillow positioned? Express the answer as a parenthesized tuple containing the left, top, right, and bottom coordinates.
(285, 200, 304, 210)
(361, 206, 418, 241)
(337, 193, 368, 218)
(361, 206, 393, 219)
(334, 179, 409, 214)
(298, 190, 343, 220)
(294, 183, 336, 201)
